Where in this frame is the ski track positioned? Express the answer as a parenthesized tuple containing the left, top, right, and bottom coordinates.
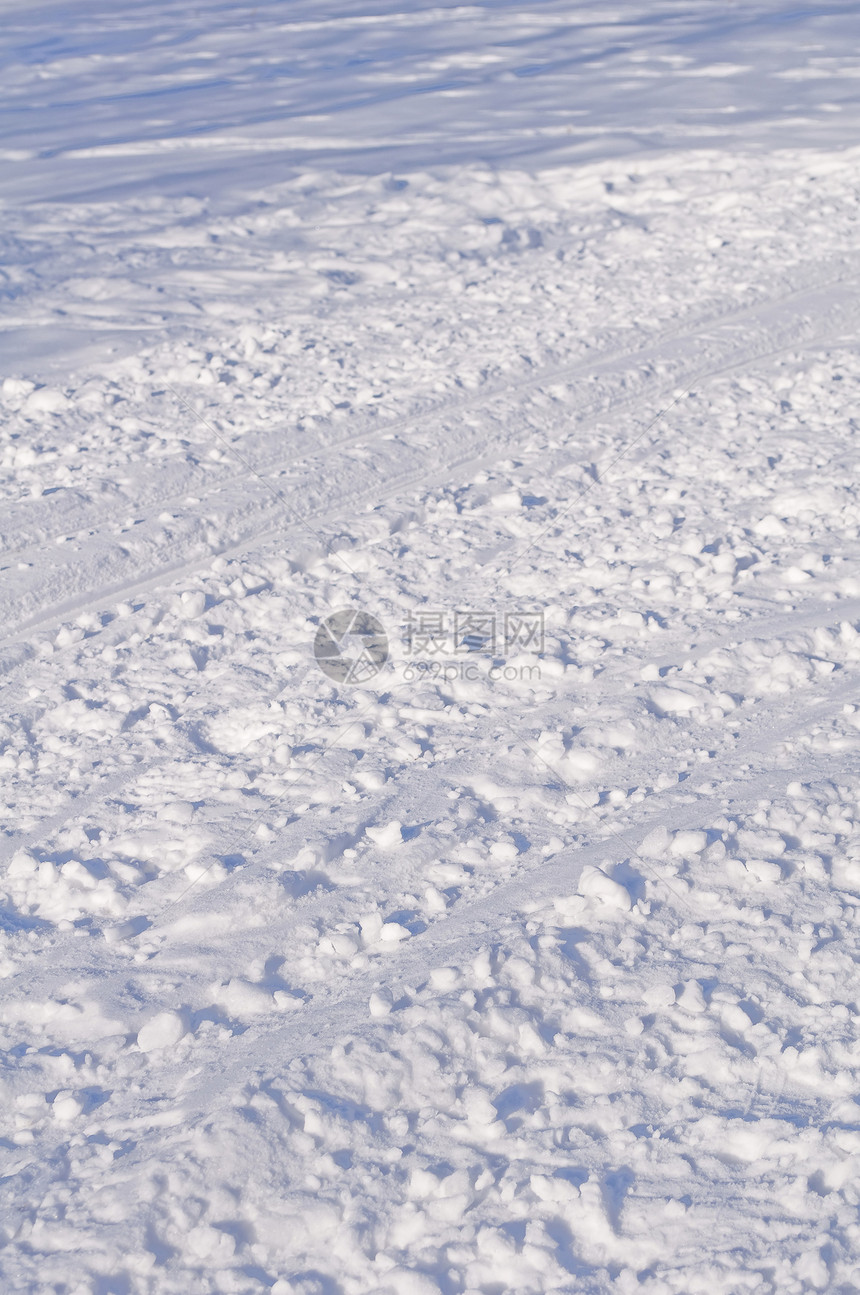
(2, 250, 856, 572)
(2, 263, 859, 686)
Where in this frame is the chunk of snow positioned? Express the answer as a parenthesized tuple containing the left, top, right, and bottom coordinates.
(489, 839, 519, 861)
(52, 1092, 83, 1121)
(137, 1011, 186, 1053)
(670, 830, 707, 857)
(365, 821, 404, 849)
(369, 990, 393, 1017)
(379, 921, 411, 943)
(577, 865, 631, 911)
(157, 801, 194, 825)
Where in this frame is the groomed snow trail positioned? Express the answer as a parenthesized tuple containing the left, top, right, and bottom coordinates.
(4, 4, 860, 1294)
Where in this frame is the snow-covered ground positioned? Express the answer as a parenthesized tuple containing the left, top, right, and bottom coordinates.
(4, 3, 860, 1292)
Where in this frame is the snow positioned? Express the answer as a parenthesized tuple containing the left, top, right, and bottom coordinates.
(4, 0, 860, 1291)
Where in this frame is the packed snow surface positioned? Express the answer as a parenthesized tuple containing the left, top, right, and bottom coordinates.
(3, 2, 860, 1292)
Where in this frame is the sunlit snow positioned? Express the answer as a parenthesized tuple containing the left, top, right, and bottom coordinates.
(2, 2, 860, 1292)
